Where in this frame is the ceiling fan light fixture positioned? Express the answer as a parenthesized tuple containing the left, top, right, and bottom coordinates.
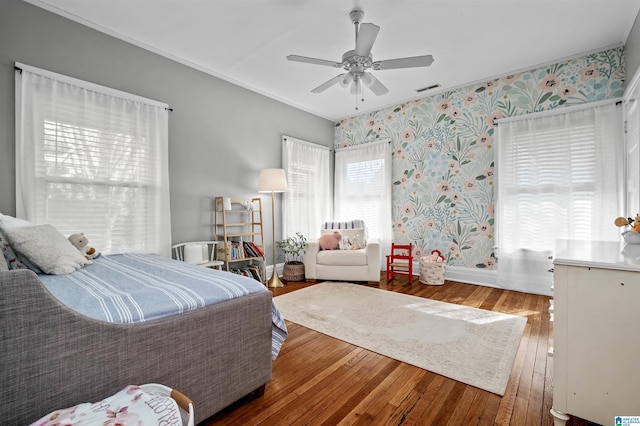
(339, 73, 353, 88)
(350, 78, 362, 95)
(361, 72, 374, 87)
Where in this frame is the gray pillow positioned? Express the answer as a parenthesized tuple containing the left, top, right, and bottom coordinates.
(4, 224, 91, 275)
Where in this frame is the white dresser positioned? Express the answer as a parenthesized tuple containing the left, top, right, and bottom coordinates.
(551, 240, 640, 425)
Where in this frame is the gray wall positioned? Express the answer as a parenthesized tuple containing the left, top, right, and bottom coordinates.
(626, 11, 640, 82)
(0, 0, 334, 254)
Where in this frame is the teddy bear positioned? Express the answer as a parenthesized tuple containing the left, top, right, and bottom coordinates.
(318, 231, 341, 250)
(68, 233, 98, 260)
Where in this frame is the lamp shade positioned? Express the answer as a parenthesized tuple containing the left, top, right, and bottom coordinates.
(258, 168, 288, 193)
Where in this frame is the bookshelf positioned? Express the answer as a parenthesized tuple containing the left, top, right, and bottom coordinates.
(214, 197, 266, 283)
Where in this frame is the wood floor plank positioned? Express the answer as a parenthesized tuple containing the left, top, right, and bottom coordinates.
(542, 319, 555, 426)
(526, 296, 549, 426)
(462, 389, 491, 426)
(382, 374, 449, 426)
(281, 351, 379, 425)
(205, 276, 568, 426)
(427, 381, 468, 425)
(351, 364, 420, 426)
(306, 353, 392, 426)
(341, 362, 413, 425)
(510, 294, 543, 423)
(446, 386, 480, 425)
(319, 356, 399, 426)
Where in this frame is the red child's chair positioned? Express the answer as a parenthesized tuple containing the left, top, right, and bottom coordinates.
(386, 243, 413, 282)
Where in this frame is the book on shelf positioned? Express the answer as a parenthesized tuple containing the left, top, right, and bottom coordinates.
(230, 265, 265, 283)
(242, 241, 258, 258)
(228, 241, 247, 260)
(218, 240, 257, 260)
(249, 241, 264, 257)
(237, 241, 264, 258)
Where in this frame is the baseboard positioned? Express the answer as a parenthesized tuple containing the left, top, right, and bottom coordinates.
(270, 261, 547, 296)
(442, 265, 498, 288)
(406, 262, 498, 288)
(271, 262, 498, 288)
(265, 263, 285, 277)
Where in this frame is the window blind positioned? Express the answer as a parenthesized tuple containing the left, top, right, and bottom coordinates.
(496, 102, 622, 294)
(335, 140, 392, 265)
(15, 63, 171, 256)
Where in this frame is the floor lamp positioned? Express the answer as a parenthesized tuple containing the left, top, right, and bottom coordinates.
(258, 168, 288, 288)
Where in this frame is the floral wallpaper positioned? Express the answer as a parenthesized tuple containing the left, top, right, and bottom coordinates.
(335, 46, 625, 270)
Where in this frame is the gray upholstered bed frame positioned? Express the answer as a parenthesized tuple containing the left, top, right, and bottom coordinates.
(0, 269, 273, 424)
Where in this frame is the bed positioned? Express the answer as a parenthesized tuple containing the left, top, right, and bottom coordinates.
(0, 253, 287, 425)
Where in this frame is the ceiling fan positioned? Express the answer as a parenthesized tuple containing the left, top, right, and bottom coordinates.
(287, 8, 434, 109)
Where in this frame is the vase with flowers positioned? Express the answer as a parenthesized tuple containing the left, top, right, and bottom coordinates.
(614, 214, 640, 244)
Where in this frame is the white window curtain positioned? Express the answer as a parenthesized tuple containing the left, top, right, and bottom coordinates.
(495, 101, 623, 295)
(282, 136, 331, 239)
(15, 63, 171, 257)
(335, 139, 392, 267)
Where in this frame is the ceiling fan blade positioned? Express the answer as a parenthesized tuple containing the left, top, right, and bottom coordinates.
(362, 72, 389, 96)
(373, 55, 434, 70)
(287, 55, 342, 68)
(311, 74, 346, 93)
(354, 23, 380, 57)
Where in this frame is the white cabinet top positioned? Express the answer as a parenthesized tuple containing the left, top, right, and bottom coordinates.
(554, 239, 640, 272)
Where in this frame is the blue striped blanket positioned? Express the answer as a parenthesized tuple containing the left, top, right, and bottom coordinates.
(38, 253, 287, 359)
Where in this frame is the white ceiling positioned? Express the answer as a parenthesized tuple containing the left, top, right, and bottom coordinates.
(25, 0, 640, 121)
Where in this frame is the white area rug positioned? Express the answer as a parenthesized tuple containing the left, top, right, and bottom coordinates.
(274, 283, 527, 395)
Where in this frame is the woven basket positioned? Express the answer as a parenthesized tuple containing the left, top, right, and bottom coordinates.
(140, 383, 194, 426)
(283, 262, 305, 282)
(419, 260, 445, 285)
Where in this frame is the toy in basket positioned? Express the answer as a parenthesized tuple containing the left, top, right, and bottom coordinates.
(419, 250, 445, 285)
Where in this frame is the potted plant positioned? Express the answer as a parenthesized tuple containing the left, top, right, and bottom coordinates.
(277, 232, 307, 282)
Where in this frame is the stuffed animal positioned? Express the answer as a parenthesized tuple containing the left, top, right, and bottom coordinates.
(318, 231, 341, 250)
(350, 239, 362, 250)
(68, 233, 97, 260)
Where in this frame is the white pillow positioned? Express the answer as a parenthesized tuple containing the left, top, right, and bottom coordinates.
(0, 213, 33, 231)
(4, 224, 92, 275)
(0, 215, 34, 270)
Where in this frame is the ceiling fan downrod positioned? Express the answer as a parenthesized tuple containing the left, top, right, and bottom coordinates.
(350, 8, 364, 46)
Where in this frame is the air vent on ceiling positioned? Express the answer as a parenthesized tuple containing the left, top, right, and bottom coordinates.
(416, 84, 441, 93)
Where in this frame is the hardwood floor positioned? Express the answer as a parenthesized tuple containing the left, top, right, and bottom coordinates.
(204, 276, 595, 426)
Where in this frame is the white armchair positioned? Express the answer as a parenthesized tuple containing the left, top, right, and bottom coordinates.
(304, 220, 381, 283)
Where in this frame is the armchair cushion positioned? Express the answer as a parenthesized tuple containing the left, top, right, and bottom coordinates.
(317, 248, 368, 266)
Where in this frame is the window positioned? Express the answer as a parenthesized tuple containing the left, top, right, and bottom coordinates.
(282, 136, 331, 239)
(15, 63, 171, 256)
(496, 101, 622, 294)
(335, 140, 392, 262)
